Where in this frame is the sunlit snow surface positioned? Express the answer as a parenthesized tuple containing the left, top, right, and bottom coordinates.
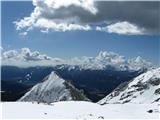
(19, 71, 72, 102)
(98, 68, 160, 104)
(19, 71, 88, 103)
(2, 101, 159, 119)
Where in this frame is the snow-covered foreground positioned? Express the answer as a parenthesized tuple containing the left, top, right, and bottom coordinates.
(2, 101, 159, 119)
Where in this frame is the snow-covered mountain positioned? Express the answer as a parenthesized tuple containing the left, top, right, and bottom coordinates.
(50, 51, 152, 72)
(2, 48, 153, 71)
(2, 50, 154, 102)
(78, 52, 152, 71)
(19, 71, 89, 103)
(98, 68, 160, 104)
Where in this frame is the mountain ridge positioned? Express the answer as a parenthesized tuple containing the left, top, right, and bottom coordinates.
(19, 71, 89, 103)
(98, 68, 160, 104)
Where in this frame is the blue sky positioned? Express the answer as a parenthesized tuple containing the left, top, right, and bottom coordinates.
(1, 1, 160, 65)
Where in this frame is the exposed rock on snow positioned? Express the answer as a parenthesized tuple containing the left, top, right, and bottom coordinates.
(98, 68, 160, 104)
(19, 71, 89, 103)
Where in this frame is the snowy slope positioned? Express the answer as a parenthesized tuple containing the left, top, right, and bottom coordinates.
(19, 71, 88, 103)
(2, 101, 159, 119)
(98, 68, 160, 104)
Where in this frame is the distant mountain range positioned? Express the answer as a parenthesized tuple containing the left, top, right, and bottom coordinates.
(2, 49, 159, 118)
(2, 50, 153, 71)
(1, 65, 145, 102)
(16, 67, 160, 104)
(1, 51, 156, 102)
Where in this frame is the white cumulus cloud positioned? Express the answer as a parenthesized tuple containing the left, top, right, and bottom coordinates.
(14, 0, 97, 32)
(96, 21, 145, 35)
(13, 1, 159, 35)
(2, 48, 65, 67)
(3, 50, 18, 60)
(19, 32, 28, 36)
(2, 48, 53, 62)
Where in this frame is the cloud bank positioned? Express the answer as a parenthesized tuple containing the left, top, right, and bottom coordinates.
(14, 0, 159, 35)
(2, 48, 52, 61)
(2, 48, 64, 66)
(2, 48, 153, 71)
(14, 0, 96, 32)
(96, 21, 145, 35)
